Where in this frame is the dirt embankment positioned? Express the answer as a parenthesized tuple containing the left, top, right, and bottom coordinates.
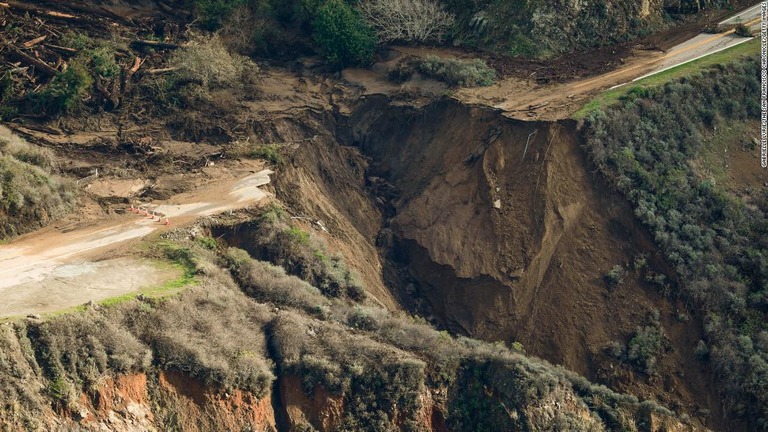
(267, 96, 724, 427)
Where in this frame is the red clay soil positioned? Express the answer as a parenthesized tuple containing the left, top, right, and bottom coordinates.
(156, 370, 276, 431)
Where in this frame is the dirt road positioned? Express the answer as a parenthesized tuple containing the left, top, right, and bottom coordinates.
(0, 168, 273, 318)
(342, 3, 761, 120)
(455, 3, 761, 119)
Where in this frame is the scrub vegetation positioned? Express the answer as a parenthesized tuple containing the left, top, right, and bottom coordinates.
(584, 57, 767, 425)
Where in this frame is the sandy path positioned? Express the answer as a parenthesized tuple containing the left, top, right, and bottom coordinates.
(0, 169, 273, 318)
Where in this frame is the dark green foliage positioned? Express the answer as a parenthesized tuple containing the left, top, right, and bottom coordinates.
(605, 264, 626, 288)
(441, 0, 661, 58)
(87, 46, 120, 78)
(734, 24, 753, 37)
(311, 0, 376, 68)
(191, 0, 249, 30)
(0, 72, 13, 103)
(0, 73, 18, 120)
(28, 62, 93, 116)
(60, 32, 93, 50)
(626, 322, 664, 374)
(248, 143, 284, 164)
(584, 57, 768, 424)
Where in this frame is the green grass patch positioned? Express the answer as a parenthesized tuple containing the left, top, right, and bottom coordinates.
(574, 38, 760, 119)
(249, 144, 284, 165)
(98, 260, 196, 308)
(42, 304, 89, 319)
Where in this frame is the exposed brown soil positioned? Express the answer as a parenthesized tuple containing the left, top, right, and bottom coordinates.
(156, 370, 276, 431)
(268, 96, 725, 428)
(59, 371, 276, 431)
(0, 2, 759, 429)
(279, 375, 345, 432)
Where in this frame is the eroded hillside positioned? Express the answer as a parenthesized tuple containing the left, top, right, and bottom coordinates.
(0, 231, 697, 431)
(0, 0, 763, 431)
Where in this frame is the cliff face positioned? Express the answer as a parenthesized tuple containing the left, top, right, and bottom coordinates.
(0, 241, 702, 432)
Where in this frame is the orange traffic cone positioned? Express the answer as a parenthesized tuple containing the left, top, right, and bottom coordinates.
(146, 211, 154, 219)
(163, 218, 170, 226)
(129, 204, 135, 212)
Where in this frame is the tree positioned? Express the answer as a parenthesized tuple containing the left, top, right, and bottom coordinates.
(357, 0, 455, 43)
(312, 0, 377, 68)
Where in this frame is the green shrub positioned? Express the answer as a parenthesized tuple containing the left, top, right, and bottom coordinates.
(169, 33, 252, 90)
(0, 129, 75, 239)
(411, 56, 496, 87)
(60, 32, 93, 50)
(626, 323, 664, 374)
(695, 340, 709, 360)
(191, 0, 248, 30)
(216, 208, 367, 301)
(0, 72, 13, 103)
(734, 24, 753, 37)
(28, 62, 93, 116)
(584, 58, 768, 423)
(312, 0, 377, 68)
(196, 236, 218, 250)
(249, 143, 284, 164)
(87, 46, 120, 78)
(604, 264, 626, 288)
(0, 72, 18, 120)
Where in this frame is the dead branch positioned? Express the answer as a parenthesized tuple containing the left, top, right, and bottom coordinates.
(23, 35, 47, 48)
(131, 40, 179, 50)
(128, 57, 142, 75)
(148, 67, 178, 75)
(9, 47, 57, 77)
(0, 2, 77, 20)
(45, 43, 78, 54)
(358, 0, 454, 43)
(36, 0, 130, 23)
